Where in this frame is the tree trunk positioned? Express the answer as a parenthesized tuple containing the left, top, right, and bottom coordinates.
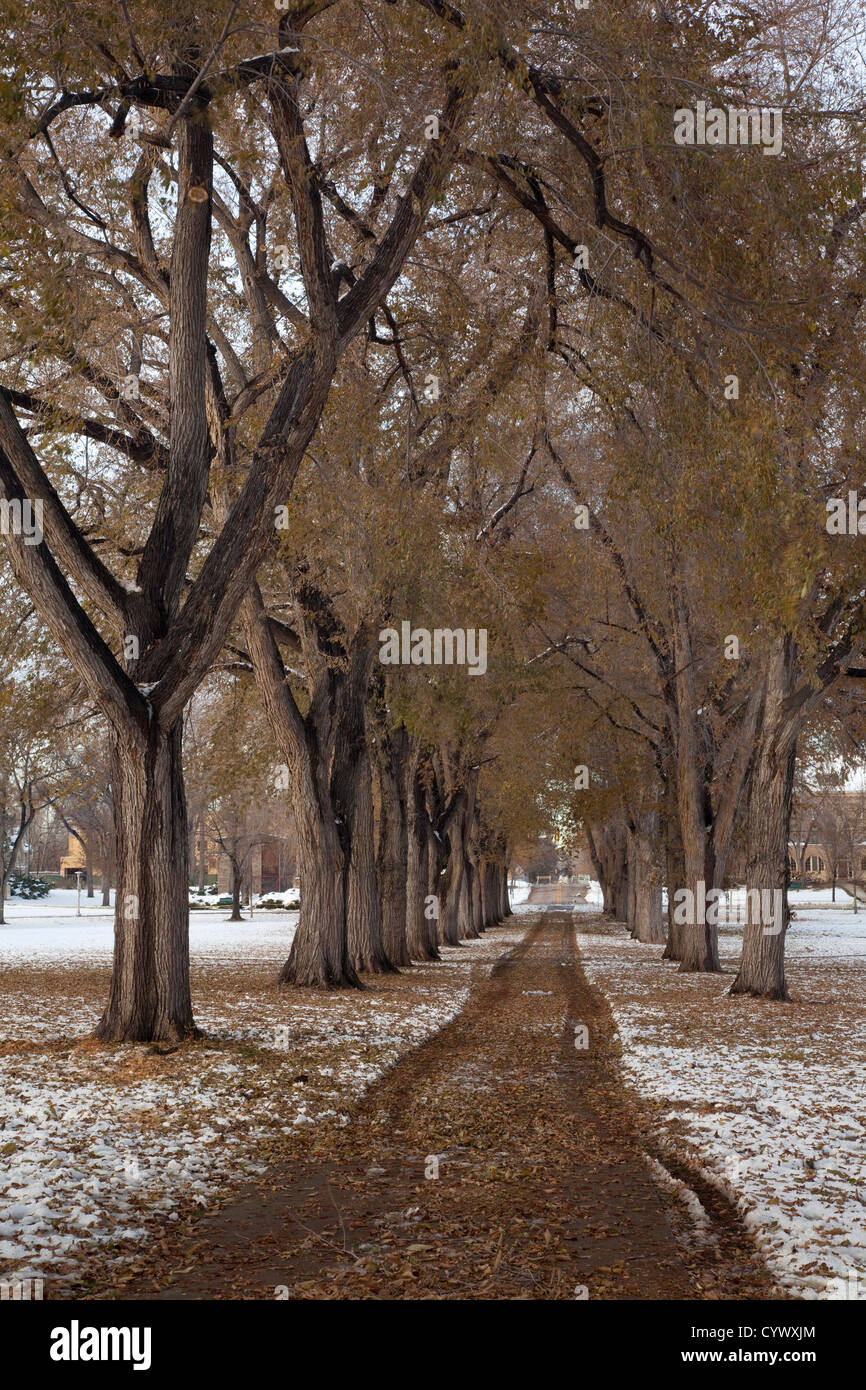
(405, 747, 439, 960)
(631, 814, 666, 944)
(333, 647, 393, 976)
(198, 808, 207, 892)
(439, 815, 465, 947)
(731, 644, 797, 1000)
(587, 819, 629, 919)
(95, 720, 196, 1043)
(280, 793, 358, 988)
(457, 852, 478, 938)
(228, 858, 244, 921)
(626, 822, 638, 934)
(344, 736, 393, 974)
(467, 850, 484, 934)
(480, 860, 496, 926)
(499, 859, 511, 919)
(662, 805, 687, 961)
(374, 728, 411, 966)
(672, 587, 721, 973)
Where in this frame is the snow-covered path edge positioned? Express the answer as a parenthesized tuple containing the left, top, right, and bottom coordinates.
(578, 894, 866, 1301)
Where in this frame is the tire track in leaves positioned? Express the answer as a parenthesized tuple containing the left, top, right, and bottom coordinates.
(115, 912, 779, 1300)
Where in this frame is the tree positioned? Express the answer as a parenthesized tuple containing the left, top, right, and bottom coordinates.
(0, 1, 478, 1037)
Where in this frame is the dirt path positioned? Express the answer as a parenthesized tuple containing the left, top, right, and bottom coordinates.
(112, 911, 779, 1300)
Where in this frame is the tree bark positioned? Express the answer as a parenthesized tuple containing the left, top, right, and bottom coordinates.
(374, 725, 411, 966)
(630, 813, 666, 943)
(343, 732, 393, 974)
(281, 790, 357, 988)
(499, 860, 511, 919)
(587, 819, 629, 919)
(242, 587, 360, 989)
(730, 642, 797, 1000)
(228, 857, 244, 921)
(439, 803, 466, 947)
(672, 586, 721, 973)
(405, 744, 439, 959)
(332, 641, 393, 976)
(95, 720, 196, 1042)
(662, 792, 687, 961)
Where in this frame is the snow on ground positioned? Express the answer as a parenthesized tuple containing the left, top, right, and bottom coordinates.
(0, 889, 527, 1293)
(509, 881, 531, 906)
(578, 891, 866, 1300)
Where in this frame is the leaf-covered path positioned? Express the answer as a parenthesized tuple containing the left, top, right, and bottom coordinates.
(117, 912, 780, 1300)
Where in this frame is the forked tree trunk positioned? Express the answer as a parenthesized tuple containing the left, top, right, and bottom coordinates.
(95, 720, 196, 1043)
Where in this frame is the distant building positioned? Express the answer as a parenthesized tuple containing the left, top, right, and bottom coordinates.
(59, 834, 86, 879)
(216, 837, 294, 896)
(788, 844, 866, 884)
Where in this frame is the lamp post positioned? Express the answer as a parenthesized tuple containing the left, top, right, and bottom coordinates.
(75, 869, 83, 917)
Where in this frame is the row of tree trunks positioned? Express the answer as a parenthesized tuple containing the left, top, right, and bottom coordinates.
(244, 590, 511, 985)
(587, 633, 801, 1001)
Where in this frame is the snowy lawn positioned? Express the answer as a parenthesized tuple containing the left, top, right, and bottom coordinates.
(578, 890, 866, 1300)
(0, 889, 526, 1295)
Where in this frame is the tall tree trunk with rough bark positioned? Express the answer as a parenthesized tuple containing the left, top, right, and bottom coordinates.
(662, 790, 687, 961)
(95, 720, 195, 1042)
(627, 813, 666, 943)
(499, 860, 511, 919)
(405, 746, 439, 959)
(587, 819, 629, 920)
(282, 791, 356, 988)
(333, 645, 393, 976)
(243, 589, 360, 988)
(439, 801, 466, 947)
(373, 723, 411, 966)
(731, 642, 798, 999)
(672, 587, 721, 973)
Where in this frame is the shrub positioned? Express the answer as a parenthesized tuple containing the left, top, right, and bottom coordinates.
(8, 871, 51, 899)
